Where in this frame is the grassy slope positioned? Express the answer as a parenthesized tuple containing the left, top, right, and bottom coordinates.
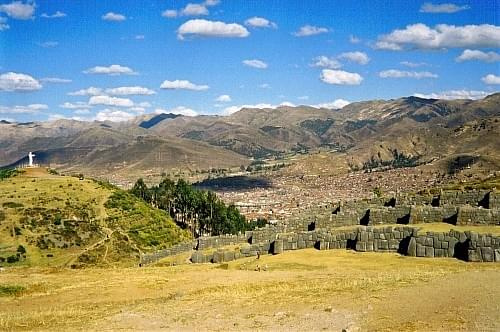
(0, 168, 190, 268)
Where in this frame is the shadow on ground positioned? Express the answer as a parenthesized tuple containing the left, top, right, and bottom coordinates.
(195, 175, 272, 191)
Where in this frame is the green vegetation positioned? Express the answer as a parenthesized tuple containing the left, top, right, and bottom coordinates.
(0, 169, 19, 181)
(0, 285, 25, 297)
(130, 178, 265, 237)
(300, 118, 335, 136)
(0, 168, 190, 267)
(105, 190, 190, 249)
(353, 149, 421, 171)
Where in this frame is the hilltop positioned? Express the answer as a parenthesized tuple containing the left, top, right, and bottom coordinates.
(0, 168, 190, 268)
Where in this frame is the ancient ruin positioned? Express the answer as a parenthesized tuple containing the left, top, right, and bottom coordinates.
(141, 188, 500, 265)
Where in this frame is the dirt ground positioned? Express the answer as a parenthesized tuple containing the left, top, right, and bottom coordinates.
(0, 249, 499, 331)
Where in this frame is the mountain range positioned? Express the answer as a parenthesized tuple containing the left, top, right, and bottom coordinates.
(1, 93, 499, 180)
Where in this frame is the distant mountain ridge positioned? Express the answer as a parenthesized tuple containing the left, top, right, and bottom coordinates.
(1, 93, 499, 178)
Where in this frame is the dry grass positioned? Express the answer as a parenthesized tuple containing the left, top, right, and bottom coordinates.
(0, 249, 498, 331)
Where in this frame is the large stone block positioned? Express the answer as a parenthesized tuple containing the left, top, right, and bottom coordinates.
(213, 251, 224, 263)
(366, 241, 374, 252)
(408, 237, 417, 256)
(481, 247, 494, 262)
(191, 251, 204, 264)
(223, 251, 235, 262)
(468, 249, 482, 262)
(356, 242, 366, 252)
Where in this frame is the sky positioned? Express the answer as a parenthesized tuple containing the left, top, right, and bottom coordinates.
(0, 0, 499, 122)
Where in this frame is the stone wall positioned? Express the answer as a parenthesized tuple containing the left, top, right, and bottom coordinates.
(140, 242, 194, 265)
(189, 226, 500, 264)
(140, 189, 499, 265)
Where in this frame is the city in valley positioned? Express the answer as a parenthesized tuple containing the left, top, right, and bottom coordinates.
(0, 1, 499, 331)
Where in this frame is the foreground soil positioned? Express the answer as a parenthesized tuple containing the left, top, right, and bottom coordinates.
(1, 250, 499, 331)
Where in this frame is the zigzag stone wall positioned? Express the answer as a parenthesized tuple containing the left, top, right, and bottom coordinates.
(140, 189, 499, 265)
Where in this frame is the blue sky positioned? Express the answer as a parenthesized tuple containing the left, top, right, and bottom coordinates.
(0, 0, 499, 122)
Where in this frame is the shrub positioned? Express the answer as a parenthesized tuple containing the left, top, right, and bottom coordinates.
(17, 245, 26, 254)
(6, 255, 19, 263)
(2, 202, 23, 209)
(0, 285, 25, 297)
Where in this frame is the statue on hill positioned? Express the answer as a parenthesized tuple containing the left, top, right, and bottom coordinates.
(28, 152, 35, 167)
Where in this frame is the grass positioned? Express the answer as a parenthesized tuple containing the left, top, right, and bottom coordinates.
(0, 284, 25, 297)
(0, 250, 498, 331)
(0, 168, 190, 268)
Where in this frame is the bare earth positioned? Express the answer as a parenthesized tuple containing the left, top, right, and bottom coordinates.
(1, 249, 499, 331)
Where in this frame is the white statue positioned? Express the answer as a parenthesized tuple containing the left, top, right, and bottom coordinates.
(28, 152, 35, 167)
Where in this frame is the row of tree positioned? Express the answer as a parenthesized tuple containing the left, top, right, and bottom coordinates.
(130, 178, 265, 237)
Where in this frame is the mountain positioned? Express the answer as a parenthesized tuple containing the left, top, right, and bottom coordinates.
(1, 93, 499, 180)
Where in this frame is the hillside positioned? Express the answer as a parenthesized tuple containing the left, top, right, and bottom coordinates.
(0, 168, 190, 268)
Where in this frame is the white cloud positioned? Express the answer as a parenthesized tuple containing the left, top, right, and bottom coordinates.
(68, 87, 103, 96)
(177, 19, 249, 39)
(293, 25, 328, 37)
(312, 99, 351, 109)
(40, 77, 72, 83)
(135, 34, 145, 40)
(84, 65, 136, 75)
(0, 1, 35, 20)
(73, 109, 90, 115)
(89, 95, 134, 107)
(59, 102, 92, 110)
(259, 83, 270, 89)
(215, 94, 231, 102)
(0, 72, 42, 91)
(338, 51, 370, 65)
(95, 109, 135, 122)
(375, 23, 500, 50)
(400, 61, 429, 67)
(320, 69, 363, 85)
(0, 103, 47, 114)
(39, 41, 58, 48)
(413, 90, 491, 100)
(379, 69, 438, 79)
(137, 101, 152, 108)
(155, 106, 198, 117)
(181, 3, 208, 16)
(102, 12, 126, 21)
(242, 59, 268, 69)
(482, 74, 500, 85)
(420, 2, 469, 13)
(245, 17, 277, 29)
(204, 0, 220, 6)
(105, 86, 156, 95)
(0, 17, 9, 31)
(41, 11, 66, 18)
(162, 9, 177, 18)
(311, 56, 342, 69)
(297, 95, 309, 100)
(456, 49, 500, 62)
(160, 79, 209, 91)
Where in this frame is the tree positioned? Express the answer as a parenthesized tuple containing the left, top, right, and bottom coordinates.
(17, 245, 26, 255)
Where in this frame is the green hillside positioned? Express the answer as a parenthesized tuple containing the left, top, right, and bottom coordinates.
(0, 168, 190, 268)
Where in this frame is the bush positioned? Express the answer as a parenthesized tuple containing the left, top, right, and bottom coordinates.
(17, 245, 26, 254)
(6, 255, 19, 263)
(2, 202, 23, 209)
